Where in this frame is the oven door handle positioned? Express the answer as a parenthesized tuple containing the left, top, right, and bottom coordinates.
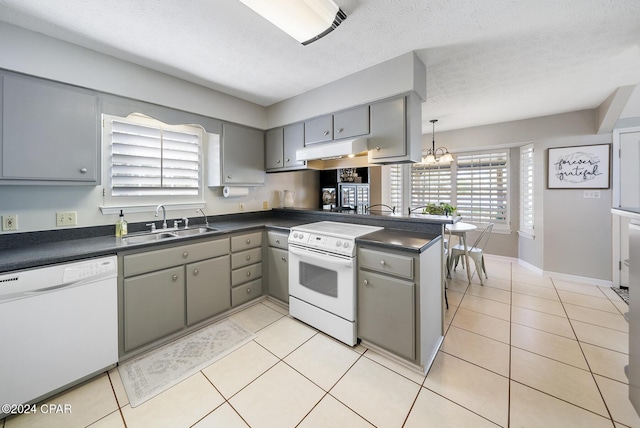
(289, 245, 354, 268)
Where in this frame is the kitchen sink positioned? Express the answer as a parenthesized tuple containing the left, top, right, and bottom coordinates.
(122, 232, 177, 244)
(172, 226, 219, 236)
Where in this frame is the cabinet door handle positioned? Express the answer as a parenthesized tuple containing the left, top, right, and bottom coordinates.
(227, 175, 232, 179)
(193, 269, 199, 276)
(363, 279, 369, 285)
(375, 146, 381, 151)
(380, 260, 386, 266)
(286, 158, 290, 162)
(183, 252, 189, 258)
(80, 167, 88, 174)
(246, 271, 251, 277)
(337, 127, 344, 133)
(323, 130, 330, 136)
(246, 288, 252, 294)
(172, 274, 179, 281)
(276, 159, 281, 163)
(281, 257, 286, 262)
(246, 255, 251, 261)
(246, 239, 251, 245)
(276, 239, 280, 244)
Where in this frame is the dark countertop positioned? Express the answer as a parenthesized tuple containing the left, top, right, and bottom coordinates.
(0, 209, 448, 273)
(356, 228, 441, 253)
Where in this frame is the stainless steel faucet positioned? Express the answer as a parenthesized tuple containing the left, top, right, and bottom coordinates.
(155, 204, 168, 229)
(196, 208, 208, 227)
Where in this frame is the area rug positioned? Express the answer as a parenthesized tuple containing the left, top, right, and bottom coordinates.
(119, 318, 255, 407)
(613, 286, 629, 304)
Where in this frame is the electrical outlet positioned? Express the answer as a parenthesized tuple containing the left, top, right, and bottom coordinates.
(2, 214, 18, 231)
(583, 190, 601, 199)
(263, 201, 268, 209)
(56, 211, 77, 227)
(239, 203, 245, 211)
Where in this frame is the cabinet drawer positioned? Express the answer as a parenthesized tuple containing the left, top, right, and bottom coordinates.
(231, 247, 263, 269)
(267, 230, 289, 250)
(232, 262, 263, 287)
(124, 238, 230, 277)
(358, 248, 414, 279)
(231, 278, 263, 307)
(231, 231, 263, 252)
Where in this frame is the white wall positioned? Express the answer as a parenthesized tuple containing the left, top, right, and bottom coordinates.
(429, 110, 613, 281)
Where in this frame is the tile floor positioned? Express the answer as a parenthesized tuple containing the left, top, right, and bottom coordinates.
(2, 256, 637, 427)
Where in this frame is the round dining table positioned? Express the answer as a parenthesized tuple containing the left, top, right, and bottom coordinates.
(445, 222, 478, 284)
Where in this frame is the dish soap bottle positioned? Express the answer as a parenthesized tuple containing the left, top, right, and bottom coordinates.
(115, 210, 128, 237)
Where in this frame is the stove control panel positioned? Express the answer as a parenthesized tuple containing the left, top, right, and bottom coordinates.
(289, 231, 355, 257)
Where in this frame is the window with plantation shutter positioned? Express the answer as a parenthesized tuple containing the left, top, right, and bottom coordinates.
(520, 144, 534, 237)
(455, 151, 509, 225)
(389, 164, 403, 213)
(102, 114, 204, 208)
(410, 162, 452, 207)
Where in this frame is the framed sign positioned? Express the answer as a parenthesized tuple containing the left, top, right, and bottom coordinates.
(547, 144, 610, 189)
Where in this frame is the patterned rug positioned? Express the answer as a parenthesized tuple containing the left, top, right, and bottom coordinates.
(613, 287, 629, 304)
(119, 318, 255, 407)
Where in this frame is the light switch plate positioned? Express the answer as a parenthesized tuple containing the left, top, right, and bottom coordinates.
(56, 211, 77, 226)
(2, 214, 18, 231)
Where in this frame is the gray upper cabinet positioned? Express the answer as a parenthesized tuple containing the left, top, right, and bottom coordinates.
(368, 93, 422, 164)
(265, 123, 306, 172)
(333, 105, 369, 140)
(210, 122, 265, 186)
(304, 114, 333, 145)
(0, 73, 99, 184)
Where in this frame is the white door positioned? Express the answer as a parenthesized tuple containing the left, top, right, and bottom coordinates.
(615, 129, 640, 287)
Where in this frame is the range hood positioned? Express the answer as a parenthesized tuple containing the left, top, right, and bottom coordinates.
(296, 137, 369, 161)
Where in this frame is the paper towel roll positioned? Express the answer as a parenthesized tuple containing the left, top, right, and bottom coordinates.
(223, 186, 249, 198)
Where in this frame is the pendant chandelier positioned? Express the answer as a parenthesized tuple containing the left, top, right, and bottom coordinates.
(422, 119, 454, 164)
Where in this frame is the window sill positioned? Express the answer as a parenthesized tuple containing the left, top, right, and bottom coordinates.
(100, 202, 205, 215)
(518, 231, 535, 240)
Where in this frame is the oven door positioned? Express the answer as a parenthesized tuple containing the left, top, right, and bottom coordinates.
(288, 244, 356, 321)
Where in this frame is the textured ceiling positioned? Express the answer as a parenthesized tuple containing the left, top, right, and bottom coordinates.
(0, 0, 639, 132)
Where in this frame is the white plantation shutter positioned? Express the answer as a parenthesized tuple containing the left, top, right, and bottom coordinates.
(389, 164, 403, 213)
(410, 163, 452, 206)
(455, 151, 509, 225)
(520, 144, 534, 236)
(104, 114, 203, 206)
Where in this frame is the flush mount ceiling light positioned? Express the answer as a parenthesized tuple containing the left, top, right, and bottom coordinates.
(238, 0, 347, 45)
(422, 119, 454, 164)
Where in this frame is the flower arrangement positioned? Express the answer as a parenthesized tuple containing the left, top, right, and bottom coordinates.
(422, 202, 457, 216)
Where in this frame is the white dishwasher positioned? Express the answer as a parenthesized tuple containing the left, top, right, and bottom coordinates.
(0, 256, 118, 414)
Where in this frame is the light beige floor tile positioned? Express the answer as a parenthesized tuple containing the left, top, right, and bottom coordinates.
(120, 372, 224, 428)
(255, 316, 317, 358)
(446, 278, 469, 293)
(459, 294, 511, 321)
(446, 289, 464, 307)
(613, 301, 630, 316)
(557, 290, 619, 313)
(298, 394, 374, 428)
(405, 387, 499, 428)
(511, 323, 588, 370)
(581, 343, 629, 384)
(444, 303, 458, 327)
(229, 302, 284, 332)
(87, 411, 125, 428)
(108, 368, 128, 408)
(229, 362, 324, 428)
(423, 352, 509, 427)
(512, 271, 554, 287)
(509, 381, 613, 428)
(594, 374, 640, 427)
(511, 306, 576, 339)
(465, 283, 511, 304)
(451, 307, 511, 344)
(510, 348, 608, 417)
(284, 334, 361, 391)
(363, 349, 426, 384)
(553, 279, 608, 298)
(193, 403, 249, 428)
(331, 357, 421, 428)
(512, 293, 566, 317)
(261, 298, 289, 315)
(202, 340, 278, 398)
(512, 281, 560, 301)
(564, 303, 629, 332)
(572, 320, 629, 354)
(477, 276, 512, 291)
(5, 374, 118, 428)
(440, 326, 510, 376)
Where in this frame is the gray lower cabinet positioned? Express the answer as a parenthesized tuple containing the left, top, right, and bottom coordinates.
(358, 263, 415, 360)
(268, 247, 289, 303)
(230, 231, 263, 307)
(1, 72, 98, 184)
(124, 266, 186, 352)
(186, 255, 231, 326)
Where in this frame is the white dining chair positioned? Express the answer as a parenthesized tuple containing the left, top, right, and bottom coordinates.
(450, 223, 494, 285)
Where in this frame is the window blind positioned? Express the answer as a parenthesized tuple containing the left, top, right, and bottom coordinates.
(110, 119, 200, 197)
(389, 164, 403, 213)
(520, 145, 534, 236)
(455, 151, 508, 224)
(410, 162, 452, 207)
